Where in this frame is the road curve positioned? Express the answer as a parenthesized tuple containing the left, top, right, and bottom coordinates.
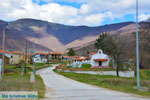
(37, 65, 150, 100)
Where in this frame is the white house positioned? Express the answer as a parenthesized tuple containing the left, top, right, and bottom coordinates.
(72, 56, 90, 68)
(33, 53, 48, 63)
(90, 49, 109, 68)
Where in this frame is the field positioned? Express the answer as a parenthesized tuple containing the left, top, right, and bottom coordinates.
(54, 69, 150, 97)
(0, 63, 51, 98)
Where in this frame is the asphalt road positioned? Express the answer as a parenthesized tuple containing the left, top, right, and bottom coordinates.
(37, 65, 150, 100)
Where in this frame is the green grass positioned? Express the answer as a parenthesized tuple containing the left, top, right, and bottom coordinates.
(0, 73, 45, 98)
(140, 69, 150, 80)
(54, 69, 150, 97)
(1, 63, 51, 98)
(5, 63, 51, 73)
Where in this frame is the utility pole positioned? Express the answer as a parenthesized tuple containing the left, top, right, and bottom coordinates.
(32, 42, 35, 75)
(2, 28, 6, 79)
(30, 41, 35, 83)
(136, 0, 140, 88)
(24, 41, 27, 75)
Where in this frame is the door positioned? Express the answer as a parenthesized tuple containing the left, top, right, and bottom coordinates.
(99, 61, 102, 66)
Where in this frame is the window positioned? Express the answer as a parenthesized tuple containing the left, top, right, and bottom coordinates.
(99, 51, 101, 54)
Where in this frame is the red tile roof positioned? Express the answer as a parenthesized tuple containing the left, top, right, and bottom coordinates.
(63, 56, 83, 59)
(50, 52, 63, 55)
(9, 51, 22, 54)
(89, 52, 97, 56)
(0, 50, 10, 54)
(36, 52, 48, 55)
(73, 57, 90, 61)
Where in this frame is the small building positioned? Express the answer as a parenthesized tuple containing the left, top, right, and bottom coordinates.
(33, 52, 48, 63)
(9, 51, 23, 65)
(89, 52, 97, 57)
(63, 56, 81, 61)
(48, 52, 63, 61)
(90, 49, 109, 68)
(0, 50, 11, 64)
(72, 56, 90, 68)
(0, 54, 10, 64)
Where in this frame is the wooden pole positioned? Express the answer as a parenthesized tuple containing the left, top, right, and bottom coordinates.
(2, 28, 6, 79)
(24, 41, 27, 74)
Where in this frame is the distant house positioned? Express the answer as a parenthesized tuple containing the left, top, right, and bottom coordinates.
(33, 52, 48, 63)
(0, 50, 11, 64)
(90, 49, 109, 68)
(0, 54, 10, 64)
(89, 52, 97, 57)
(48, 52, 63, 61)
(9, 51, 23, 65)
(72, 56, 90, 68)
(63, 56, 81, 61)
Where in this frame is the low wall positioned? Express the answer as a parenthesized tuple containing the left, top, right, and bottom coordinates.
(57, 69, 135, 77)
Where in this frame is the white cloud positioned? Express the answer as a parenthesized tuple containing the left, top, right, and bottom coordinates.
(79, 4, 90, 15)
(0, 0, 150, 26)
(138, 14, 150, 21)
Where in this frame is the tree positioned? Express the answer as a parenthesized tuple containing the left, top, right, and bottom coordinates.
(67, 48, 76, 56)
(94, 33, 122, 77)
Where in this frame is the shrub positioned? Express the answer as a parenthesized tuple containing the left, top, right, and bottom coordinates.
(81, 64, 91, 69)
(66, 66, 72, 68)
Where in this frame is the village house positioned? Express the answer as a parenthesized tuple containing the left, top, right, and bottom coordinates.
(90, 49, 109, 68)
(89, 52, 97, 57)
(0, 50, 11, 64)
(33, 52, 48, 63)
(9, 51, 23, 65)
(71, 49, 110, 68)
(48, 52, 63, 62)
(72, 56, 90, 68)
(63, 56, 81, 61)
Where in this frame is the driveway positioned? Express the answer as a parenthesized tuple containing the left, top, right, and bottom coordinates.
(37, 65, 150, 100)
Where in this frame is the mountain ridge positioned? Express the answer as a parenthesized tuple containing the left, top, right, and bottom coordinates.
(0, 18, 139, 52)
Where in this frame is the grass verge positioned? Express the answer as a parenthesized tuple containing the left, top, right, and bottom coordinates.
(0, 73, 45, 98)
(54, 69, 150, 97)
(1, 63, 51, 98)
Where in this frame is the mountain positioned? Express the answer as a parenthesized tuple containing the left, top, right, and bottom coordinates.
(74, 22, 150, 68)
(0, 18, 135, 52)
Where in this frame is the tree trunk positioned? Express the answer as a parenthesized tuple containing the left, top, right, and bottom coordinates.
(116, 62, 120, 77)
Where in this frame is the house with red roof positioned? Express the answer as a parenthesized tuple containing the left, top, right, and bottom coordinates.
(71, 49, 110, 68)
(0, 50, 11, 64)
(48, 52, 63, 62)
(33, 52, 48, 63)
(72, 56, 90, 68)
(9, 51, 24, 64)
(90, 49, 109, 68)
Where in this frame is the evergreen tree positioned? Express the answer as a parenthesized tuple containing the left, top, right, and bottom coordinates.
(94, 33, 121, 77)
(67, 48, 76, 56)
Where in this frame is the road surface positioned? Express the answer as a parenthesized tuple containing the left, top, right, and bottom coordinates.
(37, 65, 150, 100)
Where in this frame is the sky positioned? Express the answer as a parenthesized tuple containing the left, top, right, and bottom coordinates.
(0, 0, 150, 26)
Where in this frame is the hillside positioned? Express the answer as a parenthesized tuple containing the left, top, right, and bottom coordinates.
(75, 22, 150, 68)
(0, 18, 135, 52)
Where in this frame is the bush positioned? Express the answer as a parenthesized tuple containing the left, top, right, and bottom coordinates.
(66, 66, 72, 68)
(81, 64, 91, 69)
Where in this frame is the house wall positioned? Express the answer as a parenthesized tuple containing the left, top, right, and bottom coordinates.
(33, 54, 47, 63)
(0, 55, 10, 64)
(72, 60, 90, 68)
(48, 54, 63, 61)
(9, 54, 21, 64)
(90, 49, 109, 67)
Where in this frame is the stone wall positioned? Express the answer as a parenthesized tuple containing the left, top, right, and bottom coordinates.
(58, 69, 135, 77)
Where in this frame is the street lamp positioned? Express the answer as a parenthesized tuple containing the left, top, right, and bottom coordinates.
(136, 0, 140, 88)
